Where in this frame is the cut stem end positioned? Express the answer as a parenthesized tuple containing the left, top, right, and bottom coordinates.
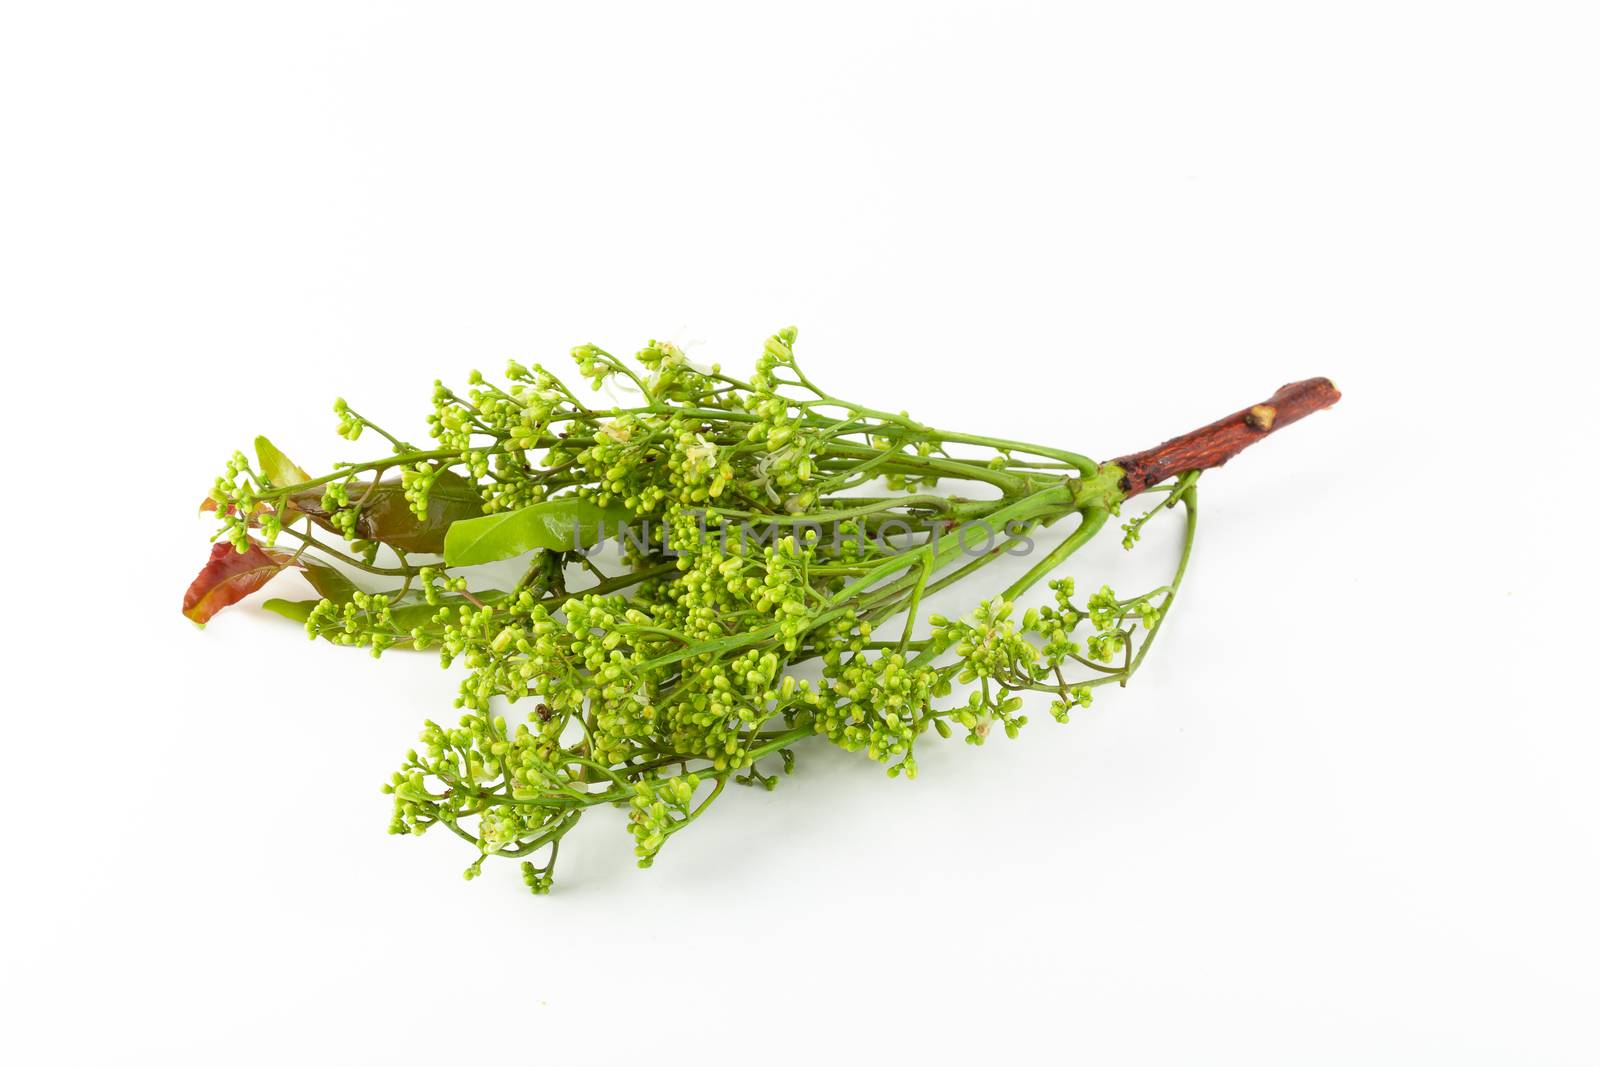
(1112, 377, 1342, 496)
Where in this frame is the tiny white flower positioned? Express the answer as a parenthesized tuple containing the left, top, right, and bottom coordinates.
(647, 331, 717, 388)
(684, 434, 717, 469)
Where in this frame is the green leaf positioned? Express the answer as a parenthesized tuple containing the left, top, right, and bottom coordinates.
(298, 557, 361, 603)
(260, 558, 361, 625)
(290, 470, 484, 554)
(254, 435, 312, 487)
(261, 597, 318, 625)
(444, 497, 634, 567)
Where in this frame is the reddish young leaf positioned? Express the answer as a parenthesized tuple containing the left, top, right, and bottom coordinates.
(182, 541, 299, 625)
(289, 470, 482, 554)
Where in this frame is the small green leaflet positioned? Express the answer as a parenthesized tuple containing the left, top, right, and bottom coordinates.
(254, 435, 311, 487)
(443, 497, 635, 566)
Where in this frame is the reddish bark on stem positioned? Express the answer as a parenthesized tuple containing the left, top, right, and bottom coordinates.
(1112, 377, 1342, 496)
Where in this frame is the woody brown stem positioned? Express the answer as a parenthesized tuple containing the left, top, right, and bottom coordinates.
(1112, 377, 1341, 496)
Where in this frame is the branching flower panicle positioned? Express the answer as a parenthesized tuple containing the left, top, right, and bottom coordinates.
(186, 329, 1340, 894)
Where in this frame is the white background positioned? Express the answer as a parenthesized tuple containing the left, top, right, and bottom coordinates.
(4, 2, 1597, 1063)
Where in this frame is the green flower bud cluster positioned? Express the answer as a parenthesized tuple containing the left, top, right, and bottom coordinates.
(208, 451, 271, 551)
(1050, 686, 1095, 724)
(815, 646, 943, 775)
(316, 480, 361, 539)
(628, 773, 704, 867)
(570, 343, 628, 392)
(306, 591, 401, 656)
(332, 397, 364, 441)
(1024, 582, 1085, 662)
(399, 462, 442, 521)
(1082, 583, 1162, 663)
(645, 518, 832, 649)
(750, 327, 800, 391)
(571, 412, 674, 512)
(383, 709, 580, 889)
(634, 340, 723, 405)
(425, 368, 576, 514)
(928, 600, 1040, 744)
(942, 600, 1039, 682)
